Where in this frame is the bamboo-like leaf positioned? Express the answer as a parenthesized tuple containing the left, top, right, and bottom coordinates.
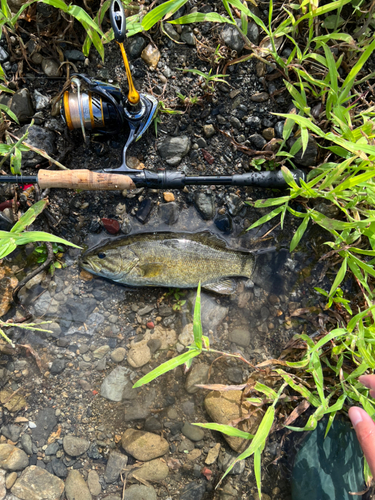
(142, 0, 188, 30)
(0, 240, 17, 259)
(193, 422, 254, 440)
(290, 215, 310, 252)
(193, 282, 202, 350)
(276, 369, 321, 406)
(132, 349, 201, 388)
(247, 206, 284, 231)
(253, 196, 290, 208)
(11, 200, 48, 233)
(0, 103, 18, 123)
(329, 257, 347, 297)
(169, 12, 234, 24)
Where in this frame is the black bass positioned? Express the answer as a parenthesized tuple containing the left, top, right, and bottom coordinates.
(80, 231, 254, 294)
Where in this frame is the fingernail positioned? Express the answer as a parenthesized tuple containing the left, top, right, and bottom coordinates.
(349, 407, 363, 427)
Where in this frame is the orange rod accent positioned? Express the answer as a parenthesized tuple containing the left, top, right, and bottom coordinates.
(118, 42, 140, 105)
(63, 92, 74, 130)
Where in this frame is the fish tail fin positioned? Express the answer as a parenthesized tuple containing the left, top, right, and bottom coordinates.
(242, 255, 254, 278)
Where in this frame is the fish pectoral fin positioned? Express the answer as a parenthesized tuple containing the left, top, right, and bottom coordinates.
(203, 278, 237, 295)
(137, 263, 165, 278)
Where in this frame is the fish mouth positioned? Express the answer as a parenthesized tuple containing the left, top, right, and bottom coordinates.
(80, 256, 101, 274)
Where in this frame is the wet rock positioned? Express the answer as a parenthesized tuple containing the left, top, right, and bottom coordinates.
(189, 293, 228, 331)
(64, 49, 85, 61)
(163, 23, 180, 41)
(181, 480, 206, 500)
(205, 391, 262, 452)
(127, 343, 151, 368)
(221, 24, 244, 53)
(0, 47, 9, 63)
(181, 27, 195, 45)
(203, 124, 215, 138)
(34, 90, 50, 111)
(228, 327, 250, 347)
(178, 439, 194, 452)
(275, 121, 284, 138)
(31, 409, 57, 447)
(50, 359, 65, 375)
(251, 92, 269, 102)
(11, 466, 64, 500)
(87, 443, 102, 460)
(104, 451, 128, 483)
(181, 422, 204, 441)
(87, 470, 101, 496)
(220, 482, 238, 499)
(120, 216, 132, 234)
(65, 470, 91, 500)
(102, 218, 120, 235)
(1, 425, 21, 442)
(214, 214, 232, 233)
(100, 366, 131, 402)
(141, 44, 160, 69)
(289, 136, 318, 167)
(0, 445, 28, 471)
(249, 133, 266, 150)
(179, 323, 194, 346)
(129, 458, 168, 482)
(63, 435, 89, 457)
(128, 36, 147, 58)
(32, 291, 59, 317)
(51, 458, 67, 478)
(41, 59, 60, 77)
(20, 435, 32, 455)
(0, 469, 5, 500)
(44, 443, 59, 456)
(194, 192, 215, 220)
(205, 443, 221, 465)
(227, 367, 244, 383)
(135, 199, 153, 224)
(110, 347, 126, 363)
(159, 202, 179, 225)
(226, 194, 244, 216)
(15, 125, 55, 168)
(121, 429, 169, 461)
(158, 135, 190, 166)
(138, 305, 154, 315)
(144, 417, 162, 433)
(163, 192, 175, 202)
(185, 363, 209, 394)
(263, 127, 275, 141)
(124, 485, 157, 500)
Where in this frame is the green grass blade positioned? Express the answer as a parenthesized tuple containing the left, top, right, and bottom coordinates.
(193, 282, 203, 349)
(290, 215, 310, 252)
(142, 0, 188, 30)
(247, 206, 284, 230)
(193, 422, 254, 440)
(9, 232, 81, 247)
(169, 12, 233, 24)
(253, 196, 290, 208)
(133, 349, 201, 388)
(329, 257, 347, 297)
(11, 199, 48, 233)
(0, 240, 17, 259)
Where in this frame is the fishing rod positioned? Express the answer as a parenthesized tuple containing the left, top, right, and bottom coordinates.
(0, 0, 305, 191)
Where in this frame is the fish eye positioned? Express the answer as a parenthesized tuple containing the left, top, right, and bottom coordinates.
(98, 252, 106, 259)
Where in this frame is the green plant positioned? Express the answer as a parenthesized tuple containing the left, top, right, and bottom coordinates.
(178, 67, 229, 92)
(33, 242, 66, 276)
(0, 199, 80, 260)
(153, 100, 183, 136)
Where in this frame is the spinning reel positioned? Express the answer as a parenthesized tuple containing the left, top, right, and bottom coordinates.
(60, 0, 158, 173)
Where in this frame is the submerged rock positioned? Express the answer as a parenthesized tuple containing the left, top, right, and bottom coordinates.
(0, 444, 28, 471)
(11, 466, 64, 500)
(100, 366, 131, 402)
(158, 135, 191, 166)
(121, 429, 169, 461)
(65, 470, 92, 500)
(63, 435, 89, 457)
(194, 192, 216, 220)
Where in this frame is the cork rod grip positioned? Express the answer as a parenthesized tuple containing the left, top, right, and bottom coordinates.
(38, 170, 136, 191)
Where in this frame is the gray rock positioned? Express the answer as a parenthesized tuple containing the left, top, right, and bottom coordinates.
(0, 445, 28, 471)
(181, 422, 205, 442)
(104, 451, 128, 483)
(100, 366, 132, 402)
(247, 22, 259, 44)
(15, 125, 55, 168)
(163, 23, 180, 41)
(1, 425, 21, 442)
(228, 328, 250, 347)
(227, 367, 243, 383)
(129, 458, 169, 482)
(44, 442, 59, 456)
(123, 485, 157, 500)
(138, 305, 154, 316)
(219, 452, 245, 474)
(63, 435, 89, 457)
(50, 359, 65, 375)
(181, 481, 206, 500)
(11, 466, 64, 500)
(181, 27, 195, 45)
(203, 124, 215, 138)
(245, 115, 261, 129)
(249, 133, 266, 150)
(65, 470, 92, 500)
(20, 435, 32, 455)
(121, 216, 132, 234)
(33, 90, 50, 111)
(93, 345, 110, 359)
(128, 36, 147, 58)
(289, 136, 318, 167)
(50, 458, 67, 478)
(221, 24, 244, 53)
(0, 469, 5, 500)
(41, 59, 59, 77)
(220, 481, 238, 499)
(64, 49, 85, 61)
(87, 470, 101, 496)
(194, 192, 215, 220)
(6, 89, 34, 124)
(159, 202, 179, 225)
(110, 347, 126, 363)
(189, 292, 228, 331)
(178, 439, 194, 452)
(185, 363, 209, 394)
(250, 92, 270, 102)
(275, 121, 284, 138)
(158, 136, 190, 165)
(31, 409, 57, 447)
(144, 417, 162, 433)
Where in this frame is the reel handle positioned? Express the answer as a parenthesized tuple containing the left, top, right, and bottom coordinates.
(110, 0, 127, 43)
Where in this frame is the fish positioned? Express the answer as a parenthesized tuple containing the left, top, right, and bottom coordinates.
(80, 231, 254, 294)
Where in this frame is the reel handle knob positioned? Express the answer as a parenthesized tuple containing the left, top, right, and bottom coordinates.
(110, 0, 126, 43)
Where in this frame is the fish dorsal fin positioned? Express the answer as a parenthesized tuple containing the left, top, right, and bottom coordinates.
(203, 278, 238, 295)
(183, 231, 228, 249)
(138, 263, 164, 278)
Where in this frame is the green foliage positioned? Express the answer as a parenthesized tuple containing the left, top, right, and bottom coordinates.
(0, 199, 80, 260)
(178, 67, 229, 92)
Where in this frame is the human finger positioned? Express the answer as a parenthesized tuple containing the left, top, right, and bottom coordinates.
(349, 406, 375, 476)
(359, 375, 375, 399)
